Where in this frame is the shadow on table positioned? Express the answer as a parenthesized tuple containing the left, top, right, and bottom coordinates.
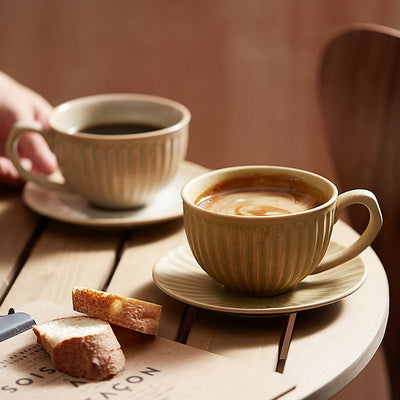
(294, 301, 344, 338)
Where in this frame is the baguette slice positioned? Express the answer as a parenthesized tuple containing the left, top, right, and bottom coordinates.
(72, 287, 162, 335)
(32, 316, 126, 380)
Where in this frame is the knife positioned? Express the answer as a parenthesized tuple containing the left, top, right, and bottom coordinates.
(0, 308, 36, 342)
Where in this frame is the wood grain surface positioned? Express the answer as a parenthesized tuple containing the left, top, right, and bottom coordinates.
(320, 24, 400, 399)
(0, 185, 390, 399)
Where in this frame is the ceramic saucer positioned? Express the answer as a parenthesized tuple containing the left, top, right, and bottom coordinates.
(23, 161, 208, 227)
(152, 242, 367, 315)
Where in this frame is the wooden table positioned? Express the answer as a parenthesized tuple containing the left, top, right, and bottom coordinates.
(0, 173, 389, 400)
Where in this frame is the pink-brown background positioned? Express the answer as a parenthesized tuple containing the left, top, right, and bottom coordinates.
(1, 0, 397, 177)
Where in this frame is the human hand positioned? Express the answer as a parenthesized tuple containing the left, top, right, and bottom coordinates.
(0, 72, 57, 186)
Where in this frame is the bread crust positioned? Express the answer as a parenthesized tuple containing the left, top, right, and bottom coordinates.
(72, 287, 162, 335)
(33, 316, 126, 380)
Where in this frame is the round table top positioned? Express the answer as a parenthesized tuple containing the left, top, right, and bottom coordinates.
(0, 184, 389, 400)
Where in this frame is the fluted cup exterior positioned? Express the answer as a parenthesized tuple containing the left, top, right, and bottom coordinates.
(54, 127, 188, 209)
(184, 202, 336, 296)
(182, 165, 340, 297)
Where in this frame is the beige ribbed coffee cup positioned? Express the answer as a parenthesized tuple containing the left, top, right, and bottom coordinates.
(6, 94, 190, 209)
(182, 166, 382, 297)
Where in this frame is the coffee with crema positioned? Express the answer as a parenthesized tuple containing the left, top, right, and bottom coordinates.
(183, 166, 382, 296)
(195, 174, 324, 216)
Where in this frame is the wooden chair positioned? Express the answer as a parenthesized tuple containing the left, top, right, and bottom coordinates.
(319, 23, 400, 399)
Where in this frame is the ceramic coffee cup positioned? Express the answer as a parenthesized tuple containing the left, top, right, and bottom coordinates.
(6, 93, 190, 209)
(181, 165, 382, 296)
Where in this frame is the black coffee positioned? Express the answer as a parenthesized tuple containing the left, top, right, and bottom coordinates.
(79, 122, 163, 135)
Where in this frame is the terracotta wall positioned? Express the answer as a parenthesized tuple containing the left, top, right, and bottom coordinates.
(1, 0, 399, 181)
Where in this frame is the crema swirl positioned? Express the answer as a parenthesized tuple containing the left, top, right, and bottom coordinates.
(196, 188, 320, 216)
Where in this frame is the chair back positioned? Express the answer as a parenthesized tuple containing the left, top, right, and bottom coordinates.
(320, 23, 400, 398)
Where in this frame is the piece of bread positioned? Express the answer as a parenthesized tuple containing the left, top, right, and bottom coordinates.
(72, 287, 162, 335)
(32, 316, 126, 380)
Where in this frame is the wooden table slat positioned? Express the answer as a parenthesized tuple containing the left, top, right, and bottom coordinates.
(187, 309, 283, 371)
(0, 221, 122, 313)
(0, 193, 40, 301)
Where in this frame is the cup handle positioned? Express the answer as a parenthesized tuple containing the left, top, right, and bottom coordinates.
(5, 120, 67, 191)
(312, 189, 383, 274)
